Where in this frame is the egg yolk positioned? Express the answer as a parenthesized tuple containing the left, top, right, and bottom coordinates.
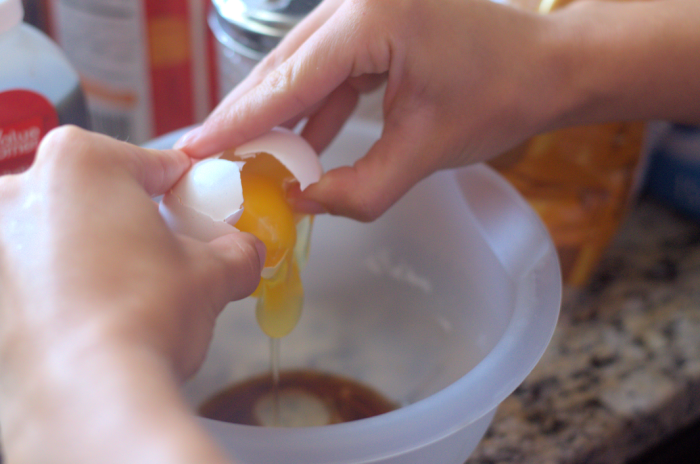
(231, 156, 309, 339)
(235, 174, 296, 270)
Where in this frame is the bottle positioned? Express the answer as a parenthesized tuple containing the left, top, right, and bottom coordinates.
(21, 0, 50, 33)
(492, 0, 648, 294)
(48, 0, 216, 145)
(0, 0, 89, 175)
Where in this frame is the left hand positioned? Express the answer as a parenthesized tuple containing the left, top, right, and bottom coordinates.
(0, 126, 261, 464)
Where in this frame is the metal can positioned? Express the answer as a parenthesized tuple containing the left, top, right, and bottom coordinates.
(209, 0, 321, 101)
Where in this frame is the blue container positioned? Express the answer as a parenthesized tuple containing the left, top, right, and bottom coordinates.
(646, 123, 700, 219)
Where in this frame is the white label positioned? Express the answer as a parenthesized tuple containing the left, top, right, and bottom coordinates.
(50, 0, 153, 143)
(0, 126, 42, 161)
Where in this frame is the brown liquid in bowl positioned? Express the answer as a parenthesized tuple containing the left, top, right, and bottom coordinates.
(199, 370, 398, 427)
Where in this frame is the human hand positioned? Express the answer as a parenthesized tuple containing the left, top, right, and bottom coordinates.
(0, 126, 262, 464)
(0, 126, 265, 378)
(176, 0, 560, 220)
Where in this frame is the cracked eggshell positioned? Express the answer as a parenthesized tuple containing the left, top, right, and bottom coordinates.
(159, 128, 322, 247)
(159, 158, 244, 242)
(234, 127, 322, 190)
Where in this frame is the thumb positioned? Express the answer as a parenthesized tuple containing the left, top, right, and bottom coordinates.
(301, 122, 437, 222)
(194, 232, 267, 310)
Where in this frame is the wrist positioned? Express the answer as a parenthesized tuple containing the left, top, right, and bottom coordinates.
(0, 333, 228, 464)
(493, 5, 581, 140)
(542, 0, 700, 128)
(541, 0, 633, 128)
(522, 9, 584, 133)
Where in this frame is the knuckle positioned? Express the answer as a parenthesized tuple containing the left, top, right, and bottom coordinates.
(347, 192, 384, 223)
(222, 233, 263, 292)
(262, 63, 307, 111)
(346, 0, 372, 13)
(319, 167, 387, 222)
(263, 65, 294, 96)
(35, 125, 92, 167)
(255, 49, 285, 76)
(347, 0, 400, 25)
(37, 126, 80, 153)
(239, 237, 262, 273)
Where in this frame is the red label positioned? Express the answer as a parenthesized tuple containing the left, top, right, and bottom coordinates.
(145, 0, 195, 136)
(205, 0, 220, 111)
(0, 90, 59, 175)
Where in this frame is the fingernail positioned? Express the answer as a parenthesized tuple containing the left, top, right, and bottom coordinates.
(254, 239, 267, 269)
(289, 197, 328, 215)
(173, 126, 202, 150)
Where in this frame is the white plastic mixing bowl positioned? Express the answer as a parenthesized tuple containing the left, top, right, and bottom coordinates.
(146, 120, 561, 464)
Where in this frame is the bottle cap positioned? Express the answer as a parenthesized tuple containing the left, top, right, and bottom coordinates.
(0, 0, 23, 35)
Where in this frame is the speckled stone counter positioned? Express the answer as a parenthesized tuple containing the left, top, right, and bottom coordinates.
(467, 197, 700, 464)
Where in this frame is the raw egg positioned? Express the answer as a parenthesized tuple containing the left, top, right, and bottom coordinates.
(159, 127, 323, 338)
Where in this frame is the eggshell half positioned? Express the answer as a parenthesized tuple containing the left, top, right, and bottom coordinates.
(159, 128, 322, 254)
(159, 194, 239, 242)
(159, 158, 244, 242)
(234, 127, 322, 190)
(171, 158, 244, 221)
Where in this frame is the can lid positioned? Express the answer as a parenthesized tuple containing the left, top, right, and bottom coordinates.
(212, 0, 321, 54)
(0, 0, 23, 35)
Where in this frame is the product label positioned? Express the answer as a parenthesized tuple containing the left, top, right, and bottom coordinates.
(49, 0, 214, 144)
(0, 90, 59, 175)
(50, 0, 153, 143)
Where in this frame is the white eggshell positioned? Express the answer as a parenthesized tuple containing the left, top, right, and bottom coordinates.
(159, 127, 321, 254)
(234, 127, 322, 190)
(159, 157, 244, 242)
(159, 194, 239, 242)
(171, 158, 244, 221)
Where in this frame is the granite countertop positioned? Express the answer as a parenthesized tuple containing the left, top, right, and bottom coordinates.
(467, 197, 700, 464)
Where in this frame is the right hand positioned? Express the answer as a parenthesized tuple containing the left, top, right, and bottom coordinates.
(177, 0, 561, 221)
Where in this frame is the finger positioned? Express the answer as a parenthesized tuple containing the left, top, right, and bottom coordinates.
(195, 232, 266, 309)
(290, 74, 386, 153)
(348, 73, 388, 94)
(178, 5, 388, 157)
(120, 146, 192, 197)
(36, 126, 191, 197)
(301, 82, 360, 153)
(300, 120, 437, 222)
(232, 73, 384, 147)
(177, 46, 350, 156)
